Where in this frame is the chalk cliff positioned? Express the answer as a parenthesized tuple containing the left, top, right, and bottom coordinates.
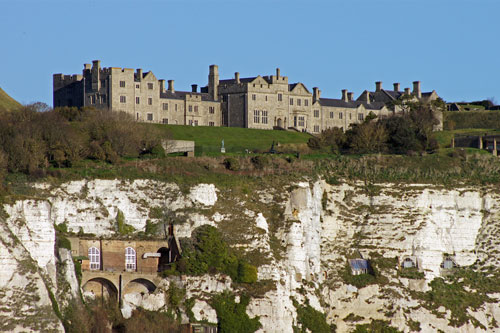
(1, 179, 499, 332)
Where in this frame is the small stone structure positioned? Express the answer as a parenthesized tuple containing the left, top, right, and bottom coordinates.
(162, 139, 195, 157)
(348, 259, 370, 275)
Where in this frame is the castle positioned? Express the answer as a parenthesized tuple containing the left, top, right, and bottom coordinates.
(53, 60, 442, 133)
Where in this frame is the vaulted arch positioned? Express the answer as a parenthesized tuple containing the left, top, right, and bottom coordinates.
(82, 277, 118, 301)
(123, 278, 157, 296)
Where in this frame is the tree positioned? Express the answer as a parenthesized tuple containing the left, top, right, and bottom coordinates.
(347, 122, 388, 154)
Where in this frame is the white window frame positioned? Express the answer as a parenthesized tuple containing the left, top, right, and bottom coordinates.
(125, 247, 136, 271)
(88, 247, 100, 270)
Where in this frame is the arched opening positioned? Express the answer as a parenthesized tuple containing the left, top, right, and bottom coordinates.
(123, 278, 157, 296)
(125, 247, 136, 272)
(277, 118, 283, 128)
(82, 278, 118, 301)
(402, 257, 416, 268)
(157, 247, 170, 272)
(88, 247, 100, 270)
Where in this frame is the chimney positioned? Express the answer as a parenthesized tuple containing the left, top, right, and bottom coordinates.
(84, 63, 91, 70)
(137, 68, 143, 81)
(276, 68, 280, 78)
(313, 87, 321, 103)
(159, 79, 165, 92)
(393, 83, 400, 92)
(404, 87, 411, 95)
(376, 81, 382, 92)
(365, 91, 370, 103)
(348, 92, 354, 101)
(235, 72, 240, 84)
(342, 89, 348, 102)
(92, 60, 101, 70)
(209, 64, 219, 100)
(168, 80, 174, 92)
(413, 81, 421, 98)
(191, 84, 198, 93)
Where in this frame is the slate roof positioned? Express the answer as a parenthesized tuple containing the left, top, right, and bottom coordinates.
(160, 90, 217, 102)
(349, 259, 369, 270)
(219, 76, 272, 85)
(319, 98, 386, 111)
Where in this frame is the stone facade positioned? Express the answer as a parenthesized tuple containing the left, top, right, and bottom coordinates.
(54, 61, 442, 133)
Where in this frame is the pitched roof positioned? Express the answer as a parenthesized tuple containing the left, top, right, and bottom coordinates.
(319, 98, 386, 111)
(160, 90, 217, 102)
(219, 75, 272, 85)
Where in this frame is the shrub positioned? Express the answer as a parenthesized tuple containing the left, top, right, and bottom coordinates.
(237, 261, 258, 283)
(293, 299, 334, 333)
(250, 155, 269, 169)
(211, 291, 261, 333)
(223, 157, 240, 171)
(116, 209, 135, 235)
(57, 236, 72, 250)
(353, 320, 402, 333)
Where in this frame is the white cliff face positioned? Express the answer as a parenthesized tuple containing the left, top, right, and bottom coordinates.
(2, 179, 500, 333)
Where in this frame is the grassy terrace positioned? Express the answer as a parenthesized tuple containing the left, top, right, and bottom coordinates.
(152, 124, 312, 155)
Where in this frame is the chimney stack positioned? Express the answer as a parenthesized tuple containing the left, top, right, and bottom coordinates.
(376, 81, 382, 92)
(159, 79, 165, 92)
(348, 92, 354, 101)
(92, 60, 101, 70)
(235, 72, 240, 84)
(168, 80, 174, 92)
(404, 87, 411, 95)
(208, 64, 219, 100)
(393, 83, 400, 92)
(191, 84, 198, 93)
(413, 81, 421, 98)
(84, 63, 91, 70)
(313, 87, 321, 103)
(276, 68, 280, 78)
(342, 89, 348, 102)
(365, 91, 370, 103)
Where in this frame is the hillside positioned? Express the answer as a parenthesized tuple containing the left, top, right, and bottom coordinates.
(0, 87, 21, 112)
(153, 124, 312, 154)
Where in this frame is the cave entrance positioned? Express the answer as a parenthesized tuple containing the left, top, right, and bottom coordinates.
(157, 247, 171, 272)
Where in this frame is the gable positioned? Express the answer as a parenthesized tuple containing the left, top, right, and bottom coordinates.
(143, 71, 157, 81)
(289, 82, 311, 95)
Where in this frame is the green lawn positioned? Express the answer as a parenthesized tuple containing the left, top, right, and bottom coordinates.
(152, 124, 312, 154)
(0, 87, 21, 112)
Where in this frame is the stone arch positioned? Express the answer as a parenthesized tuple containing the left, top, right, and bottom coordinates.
(402, 257, 416, 268)
(82, 277, 118, 301)
(123, 278, 157, 296)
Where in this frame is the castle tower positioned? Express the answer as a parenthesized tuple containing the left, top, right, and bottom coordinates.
(208, 65, 219, 101)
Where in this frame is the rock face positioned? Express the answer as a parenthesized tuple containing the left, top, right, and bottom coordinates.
(1, 179, 500, 332)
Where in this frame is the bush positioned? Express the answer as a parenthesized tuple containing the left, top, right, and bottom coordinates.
(211, 292, 261, 333)
(223, 157, 240, 171)
(353, 320, 401, 333)
(293, 299, 334, 333)
(250, 155, 269, 169)
(116, 209, 135, 235)
(237, 261, 258, 283)
(57, 236, 71, 250)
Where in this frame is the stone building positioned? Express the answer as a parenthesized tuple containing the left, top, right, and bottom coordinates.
(54, 61, 441, 133)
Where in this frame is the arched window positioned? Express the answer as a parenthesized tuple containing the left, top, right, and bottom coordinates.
(125, 247, 136, 271)
(402, 257, 415, 268)
(88, 247, 100, 270)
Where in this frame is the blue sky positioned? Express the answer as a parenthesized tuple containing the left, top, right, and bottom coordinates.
(0, 0, 498, 105)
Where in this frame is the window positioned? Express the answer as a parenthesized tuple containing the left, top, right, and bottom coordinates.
(135, 84, 140, 89)
(189, 105, 193, 112)
(148, 97, 153, 105)
(358, 113, 364, 121)
(339, 112, 343, 119)
(305, 100, 309, 106)
(298, 116, 305, 127)
(125, 247, 136, 271)
(252, 94, 256, 101)
(194, 105, 198, 112)
(314, 125, 320, 132)
(194, 120, 198, 126)
(314, 110, 319, 118)
(162, 118, 168, 124)
(120, 96, 126, 103)
(147, 113, 153, 121)
(189, 120, 193, 125)
(136, 113, 139, 120)
(101, 95, 106, 104)
(262, 110, 268, 124)
(278, 93, 282, 102)
(209, 121, 215, 126)
(163, 103, 168, 111)
(120, 81, 125, 88)
(349, 113, 352, 120)
(148, 83, 153, 90)
(253, 110, 260, 123)
(297, 99, 301, 106)
(136, 97, 140, 105)
(101, 80, 106, 87)
(330, 112, 334, 119)
(209, 106, 215, 114)
(265, 95, 268, 101)
(91, 95, 96, 104)
(88, 247, 100, 270)
(290, 98, 293, 105)
(175, 104, 178, 111)
(189, 120, 199, 126)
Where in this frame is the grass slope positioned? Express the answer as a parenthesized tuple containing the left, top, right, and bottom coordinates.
(0, 87, 21, 112)
(153, 124, 312, 154)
